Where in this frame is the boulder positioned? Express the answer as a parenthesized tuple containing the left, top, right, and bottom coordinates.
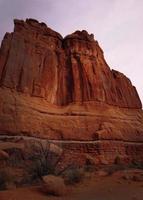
(42, 175, 66, 196)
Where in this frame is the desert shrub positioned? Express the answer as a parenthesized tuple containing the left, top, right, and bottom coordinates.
(63, 165, 84, 185)
(130, 160, 143, 169)
(6, 148, 25, 167)
(106, 164, 127, 175)
(0, 170, 7, 190)
(114, 155, 122, 165)
(84, 158, 96, 172)
(26, 141, 63, 181)
(0, 169, 15, 190)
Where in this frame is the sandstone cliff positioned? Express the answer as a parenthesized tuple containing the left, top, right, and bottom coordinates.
(0, 19, 143, 165)
(0, 18, 141, 108)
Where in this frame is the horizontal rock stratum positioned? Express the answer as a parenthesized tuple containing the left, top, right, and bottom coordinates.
(0, 19, 143, 164)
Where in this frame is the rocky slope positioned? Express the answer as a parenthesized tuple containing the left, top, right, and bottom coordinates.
(0, 18, 143, 164)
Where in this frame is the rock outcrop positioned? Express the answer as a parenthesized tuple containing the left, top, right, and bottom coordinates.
(0, 18, 141, 108)
(0, 19, 143, 165)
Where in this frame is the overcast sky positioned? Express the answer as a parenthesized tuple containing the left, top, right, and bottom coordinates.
(0, 0, 143, 103)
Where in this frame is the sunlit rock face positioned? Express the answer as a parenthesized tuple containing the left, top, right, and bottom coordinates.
(0, 18, 141, 108)
(0, 19, 143, 165)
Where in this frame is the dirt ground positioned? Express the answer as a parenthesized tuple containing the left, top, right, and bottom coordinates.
(0, 169, 143, 200)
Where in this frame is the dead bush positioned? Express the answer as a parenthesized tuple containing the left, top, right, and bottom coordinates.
(26, 141, 63, 182)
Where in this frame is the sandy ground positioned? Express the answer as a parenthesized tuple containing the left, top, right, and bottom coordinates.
(0, 170, 143, 200)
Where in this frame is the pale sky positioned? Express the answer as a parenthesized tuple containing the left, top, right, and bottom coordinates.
(0, 0, 143, 103)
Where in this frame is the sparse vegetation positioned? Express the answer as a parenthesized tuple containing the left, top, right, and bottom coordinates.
(114, 155, 122, 165)
(0, 170, 7, 190)
(84, 157, 96, 172)
(26, 141, 63, 182)
(0, 169, 15, 190)
(6, 148, 24, 167)
(63, 165, 84, 185)
(130, 160, 143, 169)
(104, 163, 127, 175)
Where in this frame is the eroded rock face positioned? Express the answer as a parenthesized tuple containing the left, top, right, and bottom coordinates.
(0, 19, 141, 108)
(0, 19, 143, 165)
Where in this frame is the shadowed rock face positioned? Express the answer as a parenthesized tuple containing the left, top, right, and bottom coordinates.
(0, 18, 141, 108)
(0, 19, 143, 165)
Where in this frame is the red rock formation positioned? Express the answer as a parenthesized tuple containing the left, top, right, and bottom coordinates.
(0, 19, 143, 165)
(0, 19, 141, 108)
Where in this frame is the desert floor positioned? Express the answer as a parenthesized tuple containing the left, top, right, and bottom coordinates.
(0, 169, 143, 200)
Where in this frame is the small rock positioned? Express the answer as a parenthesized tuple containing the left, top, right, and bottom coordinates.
(132, 175, 143, 182)
(108, 188, 112, 193)
(96, 170, 108, 177)
(42, 175, 66, 196)
(132, 195, 138, 200)
(0, 150, 9, 160)
(117, 180, 122, 184)
(5, 182, 16, 190)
